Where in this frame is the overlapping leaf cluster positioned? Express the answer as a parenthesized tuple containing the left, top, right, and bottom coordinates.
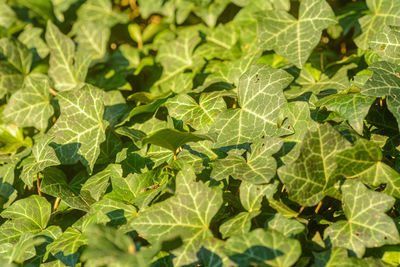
(1, 0, 400, 266)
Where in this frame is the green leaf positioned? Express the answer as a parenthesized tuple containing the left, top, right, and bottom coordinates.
(41, 167, 95, 211)
(48, 84, 108, 173)
(0, 195, 51, 243)
(325, 180, 399, 257)
(75, 22, 110, 60)
(0, 38, 32, 75)
(361, 61, 400, 128)
(20, 135, 60, 186)
(45, 21, 90, 91)
(141, 128, 212, 153)
(265, 213, 305, 237)
(128, 170, 223, 266)
(81, 164, 120, 201)
(81, 224, 158, 267)
(370, 25, 400, 64)
(18, 24, 49, 59)
(257, 0, 336, 68)
(155, 30, 201, 86)
(3, 73, 54, 130)
(278, 101, 318, 164)
(278, 123, 350, 206)
(45, 227, 87, 266)
(165, 92, 226, 132)
(355, 0, 400, 50)
(225, 229, 301, 266)
(0, 232, 44, 263)
(313, 247, 391, 267)
(317, 93, 375, 134)
(211, 137, 282, 184)
(0, 2, 16, 29)
(336, 139, 400, 198)
(210, 64, 293, 147)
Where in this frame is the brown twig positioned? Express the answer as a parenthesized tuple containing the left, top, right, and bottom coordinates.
(315, 201, 323, 214)
(296, 206, 305, 217)
(36, 175, 42, 196)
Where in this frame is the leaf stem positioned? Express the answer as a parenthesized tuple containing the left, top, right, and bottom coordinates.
(296, 206, 305, 217)
(49, 88, 58, 96)
(315, 201, 323, 214)
(36, 175, 42, 196)
(108, 125, 123, 143)
(53, 197, 61, 211)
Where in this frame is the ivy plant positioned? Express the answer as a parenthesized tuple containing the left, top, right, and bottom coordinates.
(1, 0, 400, 266)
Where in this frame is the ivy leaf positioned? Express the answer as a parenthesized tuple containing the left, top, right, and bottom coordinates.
(155, 30, 201, 86)
(81, 224, 158, 267)
(361, 61, 400, 128)
(278, 101, 318, 164)
(0, 232, 44, 263)
(317, 93, 375, 134)
(45, 21, 90, 91)
(3, 73, 54, 130)
(225, 229, 301, 266)
(0, 195, 51, 243)
(212, 137, 282, 184)
(49, 84, 108, 173)
(74, 0, 129, 30)
(325, 180, 400, 257)
(81, 164, 121, 201)
(355, 0, 400, 50)
(0, 2, 16, 29)
(18, 25, 49, 60)
(370, 25, 400, 64)
(75, 22, 110, 60)
(0, 38, 32, 75)
(220, 181, 278, 238)
(313, 247, 391, 267)
(128, 170, 223, 266)
(41, 167, 95, 211)
(336, 139, 400, 198)
(278, 123, 350, 206)
(265, 213, 305, 237)
(141, 128, 212, 153)
(21, 135, 60, 186)
(210, 64, 293, 147)
(45, 227, 87, 267)
(257, 0, 336, 68)
(165, 92, 226, 131)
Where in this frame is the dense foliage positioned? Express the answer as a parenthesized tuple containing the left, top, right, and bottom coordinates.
(1, 0, 400, 266)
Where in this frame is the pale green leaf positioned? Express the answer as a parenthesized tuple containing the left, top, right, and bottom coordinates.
(3, 73, 54, 130)
(278, 123, 350, 206)
(0, 38, 32, 75)
(0, 195, 51, 242)
(166, 92, 226, 131)
(45, 21, 90, 91)
(41, 167, 95, 211)
(317, 93, 375, 134)
(370, 25, 400, 63)
(355, 0, 400, 50)
(18, 25, 49, 59)
(257, 0, 336, 68)
(20, 135, 60, 186)
(225, 229, 301, 267)
(49, 84, 108, 173)
(325, 180, 399, 257)
(210, 64, 293, 147)
(336, 139, 400, 198)
(128, 171, 223, 266)
(0, 2, 16, 29)
(211, 137, 282, 184)
(265, 213, 305, 237)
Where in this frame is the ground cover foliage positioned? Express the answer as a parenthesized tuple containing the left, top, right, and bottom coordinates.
(1, 0, 400, 266)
